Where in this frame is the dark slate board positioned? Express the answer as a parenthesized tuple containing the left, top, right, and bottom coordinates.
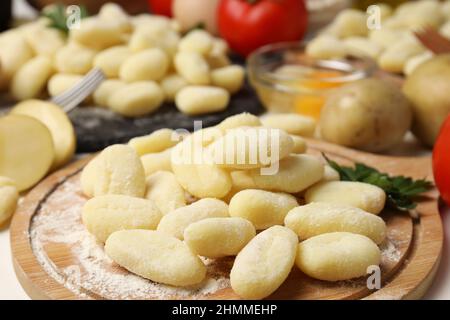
(69, 82, 264, 152)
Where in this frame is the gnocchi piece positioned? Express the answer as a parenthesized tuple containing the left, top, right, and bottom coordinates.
(322, 165, 340, 182)
(93, 144, 146, 198)
(160, 74, 188, 102)
(184, 217, 256, 258)
(378, 38, 425, 73)
(404, 51, 434, 76)
(211, 65, 245, 94)
(229, 189, 298, 230)
(11, 100, 76, 169)
(175, 86, 229, 115)
(179, 29, 213, 55)
(11, 56, 54, 100)
(206, 53, 231, 69)
(174, 51, 210, 85)
(48, 74, 83, 97)
(236, 154, 324, 193)
(119, 48, 169, 82)
(208, 127, 293, 169)
(157, 198, 229, 239)
(93, 46, 131, 78)
(70, 17, 125, 50)
(55, 43, 97, 75)
(343, 37, 382, 59)
(369, 29, 406, 49)
(0, 177, 19, 225)
(141, 149, 173, 176)
(129, 26, 180, 57)
(93, 79, 127, 107)
(328, 9, 369, 38)
(0, 32, 33, 86)
(82, 194, 162, 243)
(98, 2, 132, 33)
(305, 181, 386, 215)
(108, 81, 165, 117)
(21, 24, 65, 57)
(129, 129, 179, 156)
(290, 135, 307, 154)
(284, 202, 386, 244)
(0, 115, 54, 191)
(296, 232, 381, 281)
(145, 171, 186, 215)
(80, 155, 100, 198)
(210, 38, 229, 56)
(230, 226, 298, 300)
(171, 140, 232, 198)
(105, 229, 206, 286)
(217, 112, 262, 131)
(306, 35, 348, 60)
(260, 113, 316, 137)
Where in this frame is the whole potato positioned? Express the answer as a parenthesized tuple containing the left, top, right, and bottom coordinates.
(320, 78, 412, 152)
(403, 54, 450, 147)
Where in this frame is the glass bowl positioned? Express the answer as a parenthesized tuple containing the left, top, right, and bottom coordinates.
(247, 42, 376, 120)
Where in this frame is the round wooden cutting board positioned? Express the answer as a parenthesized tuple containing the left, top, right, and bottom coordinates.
(10, 139, 443, 300)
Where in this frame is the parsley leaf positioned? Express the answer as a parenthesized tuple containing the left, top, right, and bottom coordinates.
(323, 154, 433, 211)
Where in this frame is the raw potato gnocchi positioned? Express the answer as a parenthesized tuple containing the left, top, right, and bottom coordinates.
(119, 48, 169, 82)
(108, 81, 165, 117)
(260, 113, 316, 137)
(175, 86, 230, 115)
(94, 45, 131, 78)
(229, 189, 298, 230)
(141, 149, 173, 176)
(128, 129, 179, 156)
(290, 135, 307, 154)
(11, 56, 54, 100)
(0, 115, 54, 191)
(296, 232, 381, 281)
(174, 51, 210, 85)
(11, 100, 76, 169)
(82, 194, 162, 242)
(157, 198, 229, 239)
(55, 43, 97, 75)
(0, 177, 19, 225)
(93, 79, 127, 107)
(178, 29, 213, 55)
(211, 65, 245, 94)
(230, 226, 298, 299)
(48, 74, 83, 97)
(305, 181, 386, 214)
(171, 139, 232, 198)
(237, 154, 324, 193)
(0, 33, 34, 86)
(160, 74, 188, 102)
(305, 35, 348, 60)
(105, 229, 206, 286)
(80, 155, 100, 198)
(284, 202, 386, 244)
(208, 127, 293, 169)
(217, 112, 261, 131)
(70, 17, 125, 50)
(184, 217, 256, 258)
(92, 144, 146, 198)
(145, 171, 186, 215)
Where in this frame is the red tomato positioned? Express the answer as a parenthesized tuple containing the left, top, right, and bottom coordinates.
(217, 0, 308, 56)
(433, 115, 450, 206)
(147, 0, 173, 17)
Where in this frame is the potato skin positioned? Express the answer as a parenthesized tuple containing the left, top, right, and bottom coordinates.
(403, 54, 450, 147)
(319, 78, 412, 152)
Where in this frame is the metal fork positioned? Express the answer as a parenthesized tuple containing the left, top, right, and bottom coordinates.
(50, 68, 105, 113)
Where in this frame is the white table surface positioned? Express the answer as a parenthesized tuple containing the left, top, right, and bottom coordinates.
(1, 0, 449, 301)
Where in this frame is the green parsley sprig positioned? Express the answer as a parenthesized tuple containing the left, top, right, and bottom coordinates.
(42, 4, 88, 34)
(323, 154, 433, 211)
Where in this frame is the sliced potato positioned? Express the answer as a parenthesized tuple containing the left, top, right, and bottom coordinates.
(11, 100, 76, 169)
(0, 114, 54, 191)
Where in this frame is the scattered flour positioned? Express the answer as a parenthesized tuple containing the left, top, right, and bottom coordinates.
(30, 176, 230, 300)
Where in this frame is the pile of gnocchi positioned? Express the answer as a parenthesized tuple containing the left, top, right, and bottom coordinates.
(80, 112, 388, 299)
(306, 0, 450, 75)
(0, 3, 244, 117)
